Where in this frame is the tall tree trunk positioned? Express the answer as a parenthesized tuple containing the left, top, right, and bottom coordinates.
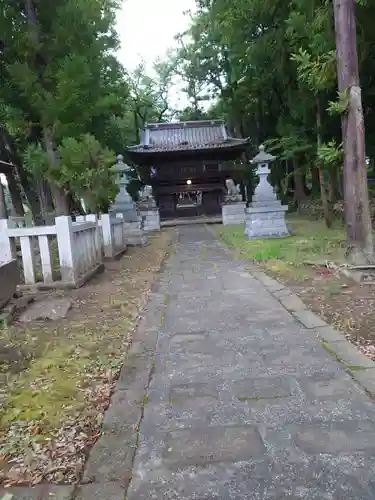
(5, 170, 25, 217)
(310, 164, 321, 195)
(316, 97, 332, 228)
(0, 182, 8, 219)
(37, 180, 55, 222)
(49, 184, 69, 216)
(333, 0, 373, 263)
(328, 166, 341, 203)
(68, 192, 85, 215)
(0, 124, 43, 222)
(43, 127, 69, 215)
(293, 159, 306, 212)
(14, 164, 44, 225)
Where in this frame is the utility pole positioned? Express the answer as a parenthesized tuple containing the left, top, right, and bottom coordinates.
(333, 0, 374, 263)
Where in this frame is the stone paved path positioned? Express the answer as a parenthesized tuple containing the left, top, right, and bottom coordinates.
(126, 225, 375, 500)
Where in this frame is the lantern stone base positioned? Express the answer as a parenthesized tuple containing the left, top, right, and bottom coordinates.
(222, 202, 246, 226)
(245, 204, 289, 239)
(140, 208, 160, 232)
(123, 220, 148, 246)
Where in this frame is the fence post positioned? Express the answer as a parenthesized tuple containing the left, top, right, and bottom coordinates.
(86, 213, 101, 263)
(100, 214, 113, 258)
(39, 235, 53, 284)
(0, 219, 15, 263)
(20, 235, 37, 284)
(55, 215, 77, 284)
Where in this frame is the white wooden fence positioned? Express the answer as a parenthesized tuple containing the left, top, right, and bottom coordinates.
(74, 214, 127, 259)
(100, 214, 127, 258)
(0, 213, 128, 289)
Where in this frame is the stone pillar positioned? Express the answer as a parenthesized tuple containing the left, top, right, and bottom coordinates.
(222, 202, 246, 226)
(245, 145, 289, 239)
(221, 178, 246, 225)
(140, 208, 160, 232)
(138, 185, 161, 232)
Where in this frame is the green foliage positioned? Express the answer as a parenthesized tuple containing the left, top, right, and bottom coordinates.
(0, 0, 142, 212)
(327, 91, 350, 116)
(291, 48, 336, 93)
(173, 0, 375, 218)
(317, 140, 343, 167)
(126, 59, 175, 142)
(23, 144, 49, 180)
(266, 135, 313, 161)
(58, 135, 117, 213)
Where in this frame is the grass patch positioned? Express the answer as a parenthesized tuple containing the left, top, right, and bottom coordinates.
(321, 341, 340, 360)
(326, 281, 342, 298)
(321, 343, 366, 371)
(238, 395, 285, 401)
(346, 365, 366, 372)
(0, 324, 125, 427)
(215, 215, 346, 279)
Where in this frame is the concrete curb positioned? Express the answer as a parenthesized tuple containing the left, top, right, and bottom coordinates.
(73, 235, 174, 498)
(250, 269, 375, 397)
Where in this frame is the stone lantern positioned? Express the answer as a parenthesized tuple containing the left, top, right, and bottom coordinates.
(244, 145, 289, 239)
(109, 154, 148, 246)
(110, 155, 139, 222)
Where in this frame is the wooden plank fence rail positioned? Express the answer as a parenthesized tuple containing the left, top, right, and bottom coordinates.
(75, 214, 128, 259)
(100, 214, 127, 258)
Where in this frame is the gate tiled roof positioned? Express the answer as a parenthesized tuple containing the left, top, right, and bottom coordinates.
(127, 120, 249, 153)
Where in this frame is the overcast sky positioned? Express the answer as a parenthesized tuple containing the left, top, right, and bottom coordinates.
(116, 0, 195, 71)
(116, 0, 196, 110)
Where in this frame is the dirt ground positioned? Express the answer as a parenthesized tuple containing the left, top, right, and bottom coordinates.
(0, 229, 174, 487)
(288, 271, 375, 358)
(217, 217, 375, 361)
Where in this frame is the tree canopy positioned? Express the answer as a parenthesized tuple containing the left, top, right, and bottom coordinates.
(0, 0, 175, 218)
(173, 0, 375, 211)
(2, 0, 375, 240)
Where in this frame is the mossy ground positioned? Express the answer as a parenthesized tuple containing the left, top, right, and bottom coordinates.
(0, 229, 174, 485)
(216, 215, 347, 280)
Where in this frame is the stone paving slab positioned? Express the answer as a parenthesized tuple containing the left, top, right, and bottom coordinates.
(163, 424, 266, 467)
(72, 482, 126, 500)
(82, 430, 136, 484)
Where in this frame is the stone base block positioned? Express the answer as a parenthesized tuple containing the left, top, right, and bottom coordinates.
(222, 202, 246, 226)
(111, 204, 140, 223)
(124, 222, 148, 246)
(245, 207, 289, 239)
(0, 259, 20, 309)
(141, 208, 160, 232)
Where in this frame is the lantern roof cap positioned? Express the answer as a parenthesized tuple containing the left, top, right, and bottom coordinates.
(251, 144, 276, 164)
